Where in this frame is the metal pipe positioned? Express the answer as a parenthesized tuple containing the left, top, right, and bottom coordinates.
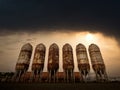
(54, 70, 56, 83)
(49, 70, 51, 83)
(67, 70, 69, 83)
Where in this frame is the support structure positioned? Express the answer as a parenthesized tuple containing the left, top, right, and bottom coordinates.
(11, 43, 109, 83)
(76, 44, 90, 82)
(13, 43, 33, 82)
(63, 43, 75, 83)
(48, 43, 59, 83)
(31, 43, 46, 82)
(89, 44, 108, 82)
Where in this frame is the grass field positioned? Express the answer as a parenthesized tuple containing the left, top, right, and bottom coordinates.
(0, 82, 120, 90)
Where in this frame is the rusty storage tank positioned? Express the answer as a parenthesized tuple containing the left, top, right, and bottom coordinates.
(89, 44, 108, 81)
(31, 43, 46, 82)
(62, 43, 74, 82)
(14, 43, 33, 81)
(48, 43, 59, 82)
(76, 43, 90, 81)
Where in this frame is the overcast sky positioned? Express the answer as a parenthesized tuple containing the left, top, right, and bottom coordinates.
(0, 1, 120, 39)
(0, 0, 120, 78)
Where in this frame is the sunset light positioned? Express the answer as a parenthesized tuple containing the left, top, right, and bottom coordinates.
(85, 33, 94, 42)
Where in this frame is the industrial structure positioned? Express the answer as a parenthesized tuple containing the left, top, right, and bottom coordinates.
(76, 43, 90, 82)
(31, 43, 46, 82)
(47, 43, 59, 82)
(13, 43, 33, 82)
(10, 43, 108, 83)
(89, 44, 108, 81)
(63, 43, 74, 82)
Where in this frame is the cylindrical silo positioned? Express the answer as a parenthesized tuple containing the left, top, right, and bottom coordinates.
(89, 44, 108, 81)
(31, 43, 46, 82)
(14, 43, 33, 82)
(76, 43, 90, 82)
(48, 43, 59, 82)
(62, 43, 74, 83)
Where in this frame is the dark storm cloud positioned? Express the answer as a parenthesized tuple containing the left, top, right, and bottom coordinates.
(0, 0, 120, 41)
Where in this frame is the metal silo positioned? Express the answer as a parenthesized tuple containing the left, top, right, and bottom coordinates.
(62, 43, 74, 83)
(31, 43, 46, 82)
(14, 43, 33, 81)
(48, 43, 59, 82)
(89, 44, 108, 81)
(76, 43, 90, 82)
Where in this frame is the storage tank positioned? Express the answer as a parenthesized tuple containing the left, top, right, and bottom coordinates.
(62, 43, 74, 82)
(89, 44, 108, 81)
(48, 43, 59, 82)
(14, 43, 33, 81)
(76, 43, 90, 81)
(31, 43, 46, 82)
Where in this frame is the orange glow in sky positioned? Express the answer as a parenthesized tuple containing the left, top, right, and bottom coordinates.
(0, 31, 120, 78)
(85, 33, 94, 42)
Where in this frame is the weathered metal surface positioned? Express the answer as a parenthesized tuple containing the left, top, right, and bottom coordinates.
(48, 43, 59, 71)
(89, 44, 104, 65)
(76, 43, 90, 77)
(63, 43, 74, 70)
(47, 43, 59, 82)
(89, 44, 108, 81)
(15, 43, 33, 71)
(32, 43, 46, 71)
(76, 44, 89, 64)
(89, 44, 105, 72)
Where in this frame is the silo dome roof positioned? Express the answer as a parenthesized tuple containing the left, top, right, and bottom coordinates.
(36, 43, 46, 51)
(89, 44, 100, 51)
(76, 43, 86, 51)
(50, 43, 58, 48)
(63, 43, 72, 51)
(21, 43, 33, 51)
(49, 43, 59, 50)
